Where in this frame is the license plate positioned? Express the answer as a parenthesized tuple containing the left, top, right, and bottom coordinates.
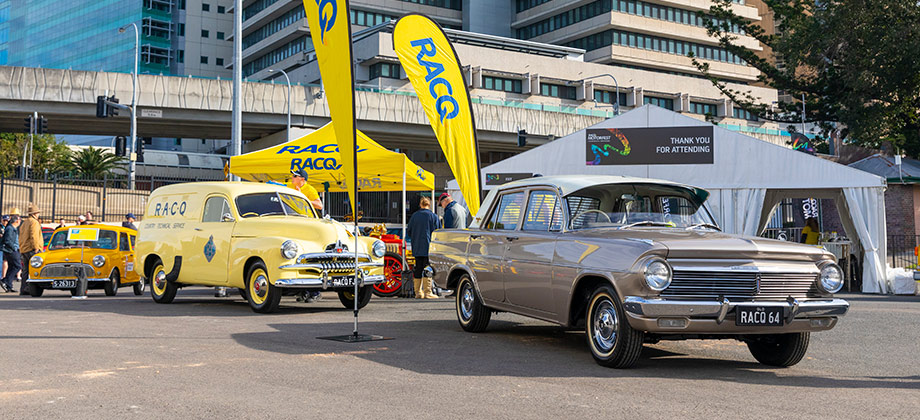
(52, 280, 76, 289)
(736, 306, 784, 326)
(331, 276, 356, 287)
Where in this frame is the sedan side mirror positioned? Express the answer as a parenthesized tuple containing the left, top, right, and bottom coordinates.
(221, 213, 235, 223)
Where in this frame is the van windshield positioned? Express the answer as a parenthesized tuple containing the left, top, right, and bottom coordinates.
(236, 193, 316, 218)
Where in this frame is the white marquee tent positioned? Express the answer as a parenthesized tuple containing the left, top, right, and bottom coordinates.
(449, 105, 890, 293)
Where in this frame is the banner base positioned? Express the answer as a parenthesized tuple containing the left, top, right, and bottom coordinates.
(317, 333, 392, 343)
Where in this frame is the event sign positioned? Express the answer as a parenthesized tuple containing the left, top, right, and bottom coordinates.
(393, 14, 482, 214)
(586, 126, 714, 165)
(485, 173, 533, 186)
(302, 0, 358, 216)
(67, 228, 99, 242)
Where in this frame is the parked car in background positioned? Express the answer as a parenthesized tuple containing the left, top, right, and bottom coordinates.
(429, 175, 849, 368)
(134, 182, 387, 313)
(28, 225, 142, 297)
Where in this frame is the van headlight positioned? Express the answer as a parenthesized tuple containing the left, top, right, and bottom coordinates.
(30, 255, 43, 268)
(372, 240, 386, 258)
(92, 255, 106, 267)
(281, 240, 299, 260)
(644, 259, 672, 291)
(818, 263, 843, 293)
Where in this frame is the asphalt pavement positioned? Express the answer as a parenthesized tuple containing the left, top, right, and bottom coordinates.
(0, 288, 917, 419)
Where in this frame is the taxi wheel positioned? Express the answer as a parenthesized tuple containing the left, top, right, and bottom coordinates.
(585, 285, 644, 369)
(337, 286, 372, 309)
(104, 270, 119, 296)
(746, 333, 810, 367)
(132, 279, 145, 296)
(246, 262, 281, 313)
(29, 285, 44, 297)
(456, 274, 490, 332)
(150, 259, 177, 304)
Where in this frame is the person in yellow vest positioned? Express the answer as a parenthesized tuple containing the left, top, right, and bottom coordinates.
(287, 169, 323, 211)
(801, 218, 820, 245)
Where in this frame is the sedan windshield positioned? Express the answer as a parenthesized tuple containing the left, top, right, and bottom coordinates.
(566, 183, 717, 230)
(236, 192, 316, 218)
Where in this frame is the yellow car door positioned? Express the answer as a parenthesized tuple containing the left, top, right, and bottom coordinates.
(184, 195, 235, 285)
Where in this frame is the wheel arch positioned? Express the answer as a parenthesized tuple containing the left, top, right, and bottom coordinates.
(567, 273, 620, 328)
(243, 256, 265, 285)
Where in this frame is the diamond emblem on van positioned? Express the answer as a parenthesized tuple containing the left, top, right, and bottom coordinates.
(204, 235, 216, 262)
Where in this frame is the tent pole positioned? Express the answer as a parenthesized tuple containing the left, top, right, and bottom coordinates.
(402, 158, 407, 267)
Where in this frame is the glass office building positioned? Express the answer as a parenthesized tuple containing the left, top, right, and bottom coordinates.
(0, 0, 9, 65)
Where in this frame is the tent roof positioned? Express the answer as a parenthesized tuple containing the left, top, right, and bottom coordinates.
(450, 105, 885, 191)
(229, 123, 434, 192)
(849, 154, 920, 182)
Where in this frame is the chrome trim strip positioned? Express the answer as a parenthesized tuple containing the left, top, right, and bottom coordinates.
(716, 298, 730, 324)
(670, 265, 820, 274)
(279, 262, 383, 270)
(623, 296, 849, 319)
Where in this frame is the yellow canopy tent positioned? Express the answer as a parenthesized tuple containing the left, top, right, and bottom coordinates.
(229, 123, 434, 192)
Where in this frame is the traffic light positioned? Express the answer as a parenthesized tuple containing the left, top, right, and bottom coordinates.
(107, 95, 119, 117)
(517, 129, 527, 147)
(23, 115, 34, 133)
(136, 137, 146, 162)
(115, 136, 127, 157)
(37, 116, 48, 134)
(96, 95, 108, 118)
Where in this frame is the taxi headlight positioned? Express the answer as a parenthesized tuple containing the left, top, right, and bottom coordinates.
(30, 255, 43, 268)
(818, 263, 843, 294)
(92, 255, 106, 267)
(644, 259, 672, 291)
(281, 240, 299, 260)
(372, 240, 386, 258)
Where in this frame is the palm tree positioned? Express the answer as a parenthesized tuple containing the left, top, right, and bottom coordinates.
(70, 146, 126, 179)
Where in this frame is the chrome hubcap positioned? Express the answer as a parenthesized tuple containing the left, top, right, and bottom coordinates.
(592, 300, 618, 352)
(154, 270, 166, 290)
(253, 275, 268, 299)
(459, 283, 474, 320)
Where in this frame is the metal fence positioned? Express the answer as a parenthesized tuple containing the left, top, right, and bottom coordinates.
(761, 227, 805, 242)
(323, 191, 438, 224)
(888, 235, 919, 269)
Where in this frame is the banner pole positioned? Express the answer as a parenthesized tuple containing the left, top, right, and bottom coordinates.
(402, 158, 407, 267)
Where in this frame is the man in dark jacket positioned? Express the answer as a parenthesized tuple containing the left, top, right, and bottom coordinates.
(438, 193, 468, 229)
(2, 215, 22, 293)
(407, 197, 440, 299)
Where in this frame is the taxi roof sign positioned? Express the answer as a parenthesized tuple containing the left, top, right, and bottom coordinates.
(67, 227, 100, 242)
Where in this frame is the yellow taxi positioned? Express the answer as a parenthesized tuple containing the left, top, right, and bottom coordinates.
(134, 182, 386, 313)
(27, 225, 143, 297)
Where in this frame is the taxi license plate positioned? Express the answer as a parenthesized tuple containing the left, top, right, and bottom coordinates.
(331, 276, 356, 287)
(736, 306, 783, 326)
(52, 280, 76, 289)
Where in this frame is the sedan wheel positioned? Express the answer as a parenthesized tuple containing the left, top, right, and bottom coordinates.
(456, 274, 490, 332)
(585, 285, 643, 368)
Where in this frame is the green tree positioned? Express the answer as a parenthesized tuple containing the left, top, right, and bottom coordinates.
(691, 0, 920, 157)
(0, 133, 73, 178)
(70, 146, 126, 178)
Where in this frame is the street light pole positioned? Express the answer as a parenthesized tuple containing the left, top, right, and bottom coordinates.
(230, 0, 242, 179)
(268, 69, 292, 143)
(579, 73, 620, 115)
(119, 22, 139, 189)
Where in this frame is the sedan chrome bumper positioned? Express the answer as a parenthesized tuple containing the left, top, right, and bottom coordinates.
(274, 274, 386, 289)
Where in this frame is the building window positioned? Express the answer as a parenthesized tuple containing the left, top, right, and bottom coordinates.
(689, 102, 718, 116)
(368, 62, 401, 79)
(178, 23, 185, 37)
(594, 90, 627, 106)
(350, 9, 397, 27)
(733, 107, 759, 121)
(482, 76, 523, 93)
(516, 0, 551, 13)
(243, 0, 280, 21)
(200, 56, 208, 64)
(217, 31, 225, 40)
(216, 57, 224, 66)
(177, 49, 184, 63)
(202, 3, 210, 12)
(217, 5, 225, 13)
(398, 0, 461, 10)
(201, 29, 209, 38)
(566, 28, 745, 65)
(178, 0, 185, 10)
(540, 83, 576, 100)
(243, 36, 312, 77)
(243, 7, 306, 49)
(644, 96, 674, 110)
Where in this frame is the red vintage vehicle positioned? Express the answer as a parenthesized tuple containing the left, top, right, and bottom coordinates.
(366, 225, 414, 297)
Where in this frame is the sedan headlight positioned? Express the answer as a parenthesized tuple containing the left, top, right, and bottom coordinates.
(644, 259, 672, 291)
(92, 255, 106, 267)
(372, 240, 386, 258)
(30, 255, 43, 268)
(281, 240, 299, 260)
(818, 263, 843, 294)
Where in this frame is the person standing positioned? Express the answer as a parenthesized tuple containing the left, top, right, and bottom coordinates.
(438, 193, 468, 229)
(0, 215, 8, 283)
(55, 218, 67, 230)
(407, 197, 440, 299)
(122, 213, 138, 230)
(85, 211, 95, 224)
(801, 218, 820, 245)
(286, 168, 324, 302)
(1, 215, 22, 293)
(18, 204, 43, 295)
(77, 215, 87, 225)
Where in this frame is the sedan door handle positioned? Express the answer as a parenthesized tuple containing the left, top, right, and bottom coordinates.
(505, 236, 519, 241)
(194, 228, 203, 231)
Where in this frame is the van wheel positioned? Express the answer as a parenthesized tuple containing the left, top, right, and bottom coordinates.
(150, 259, 177, 304)
(29, 285, 44, 297)
(456, 274, 490, 332)
(246, 262, 281, 313)
(104, 270, 119, 296)
(585, 285, 644, 368)
(338, 287, 372, 309)
(746, 333, 810, 367)
(133, 279, 145, 296)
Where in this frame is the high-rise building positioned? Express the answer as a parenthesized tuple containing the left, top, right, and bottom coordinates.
(0, 0, 9, 65)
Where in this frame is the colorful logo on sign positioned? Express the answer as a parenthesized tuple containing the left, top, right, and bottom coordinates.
(204, 235, 216, 262)
(315, 0, 336, 45)
(587, 129, 631, 165)
(410, 38, 459, 122)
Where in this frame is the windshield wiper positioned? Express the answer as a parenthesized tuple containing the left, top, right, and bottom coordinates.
(686, 223, 722, 232)
(617, 221, 674, 230)
(258, 212, 286, 217)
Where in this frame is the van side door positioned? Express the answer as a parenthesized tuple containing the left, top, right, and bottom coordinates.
(184, 195, 235, 285)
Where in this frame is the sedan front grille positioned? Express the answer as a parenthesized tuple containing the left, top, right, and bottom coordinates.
(661, 270, 820, 299)
(40, 263, 94, 278)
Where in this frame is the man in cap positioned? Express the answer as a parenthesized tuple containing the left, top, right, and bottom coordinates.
(2, 215, 22, 293)
(77, 215, 87, 225)
(123, 213, 138, 230)
(438, 193, 468, 229)
(288, 169, 323, 211)
(18, 204, 44, 295)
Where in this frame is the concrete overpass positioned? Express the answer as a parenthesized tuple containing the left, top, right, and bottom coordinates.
(0, 66, 609, 153)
